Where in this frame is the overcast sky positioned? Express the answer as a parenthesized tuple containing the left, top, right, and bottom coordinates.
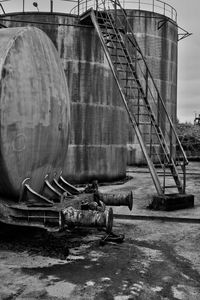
(166, 0, 200, 123)
(1, 0, 199, 123)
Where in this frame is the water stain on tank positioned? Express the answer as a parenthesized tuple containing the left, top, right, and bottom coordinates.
(0, 26, 70, 199)
(0, 13, 128, 184)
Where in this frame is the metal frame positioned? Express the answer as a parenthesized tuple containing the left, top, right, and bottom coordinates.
(80, 1, 188, 195)
(72, 0, 177, 21)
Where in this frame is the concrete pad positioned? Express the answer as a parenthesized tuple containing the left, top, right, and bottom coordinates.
(99, 162, 200, 221)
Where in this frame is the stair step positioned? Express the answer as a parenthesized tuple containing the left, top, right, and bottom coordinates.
(114, 62, 129, 66)
(88, 7, 187, 197)
(105, 38, 122, 43)
(137, 122, 152, 125)
(107, 45, 125, 50)
(110, 54, 129, 58)
(121, 77, 136, 81)
(164, 185, 180, 189)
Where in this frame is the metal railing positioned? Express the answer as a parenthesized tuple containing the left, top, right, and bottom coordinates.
(0, 0, 77, 15)
(80, 3, 187, 193)
(0, 0, 177, 22)
(71, 0, 177, 22)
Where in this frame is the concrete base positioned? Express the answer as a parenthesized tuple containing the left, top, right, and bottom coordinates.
(149, 194, 195, 211)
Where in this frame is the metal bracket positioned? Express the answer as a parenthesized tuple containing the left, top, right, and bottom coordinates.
(43, 174, 62, 202)
(178, 32, 192, 42)
(52, 178, 70, 195)
(58, 172, 80, 195)
(157, 19, 168, 30)
(19, 178, 54, 206)
(157, 17, 192, 42)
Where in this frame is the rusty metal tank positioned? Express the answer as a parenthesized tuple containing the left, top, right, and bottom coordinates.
(125, 9, 178, 164)
(0, 13, 128, 183)
(0, 26, 70, 198)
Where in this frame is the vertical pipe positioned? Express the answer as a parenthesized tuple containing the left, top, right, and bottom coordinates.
(23, 0, 25, 12)
(152, 0, 154, 12)
(163, 3, 166, 16)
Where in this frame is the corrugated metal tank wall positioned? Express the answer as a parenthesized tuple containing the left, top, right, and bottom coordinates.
(125, 10, 178, 164)
(1, 13, 128, 183)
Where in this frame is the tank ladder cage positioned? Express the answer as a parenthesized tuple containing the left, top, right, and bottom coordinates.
(79, 1, 189, 196)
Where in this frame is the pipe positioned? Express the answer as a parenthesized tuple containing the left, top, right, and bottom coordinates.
(97, 191, 133, 211)
(62, 206, 113, 233)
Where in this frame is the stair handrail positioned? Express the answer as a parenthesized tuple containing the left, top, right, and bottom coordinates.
(105, 0, 188, 166)
(71, 0, 177, 22)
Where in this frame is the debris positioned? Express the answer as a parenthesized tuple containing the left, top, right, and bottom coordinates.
(62, 206, 113, 233)
(100, 232, 125, 246)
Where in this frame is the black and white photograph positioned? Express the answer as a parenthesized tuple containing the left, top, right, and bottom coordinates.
(0, 0, 199, 299)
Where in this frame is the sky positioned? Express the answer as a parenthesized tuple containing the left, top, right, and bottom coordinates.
(1, 0, 199, 123)
(166, 0, 200, 123)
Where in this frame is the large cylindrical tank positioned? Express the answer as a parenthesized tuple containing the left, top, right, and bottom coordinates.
(1, 4, 178, 173)
(125, 9, 178, 164)
(0, 26, 70, 198)
(0, 12, 128, 183)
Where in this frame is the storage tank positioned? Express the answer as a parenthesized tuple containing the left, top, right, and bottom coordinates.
(0, 12, 128, 183)
(125, 8, 178, 164)
(0, 26, 70, 198)
(0, 0, 178, 176)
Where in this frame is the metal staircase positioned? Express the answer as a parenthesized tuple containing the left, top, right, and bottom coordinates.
(79, 0, 188, 196)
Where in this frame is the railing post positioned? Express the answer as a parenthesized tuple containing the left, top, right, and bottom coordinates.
(182, 162, 186, 194)
(170, 124, 173, 158)
(96, 0, 98, 11)
(139, 0, 140, 10)
(50, 0, 53, 13)
(157, 91, 160, 127)
(163, 3, 166, 16)
(23, 0, 25, 13)
(78, 0, 80, 16)
(114, 0, 117, 24)
(152, 0, 154, 12)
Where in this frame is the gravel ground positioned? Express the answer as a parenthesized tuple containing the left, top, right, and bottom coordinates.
(0, 162, 200, 300)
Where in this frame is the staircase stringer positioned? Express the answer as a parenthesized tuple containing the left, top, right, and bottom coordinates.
(98, 10, 184, 193)
(98, 9, 185, 193)
(100, 12, 175, 162)
(89, 9, 163, 195)
(109, 1, 188, 165)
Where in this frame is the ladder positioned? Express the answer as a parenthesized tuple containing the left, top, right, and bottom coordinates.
(79, 0, 188, 196)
